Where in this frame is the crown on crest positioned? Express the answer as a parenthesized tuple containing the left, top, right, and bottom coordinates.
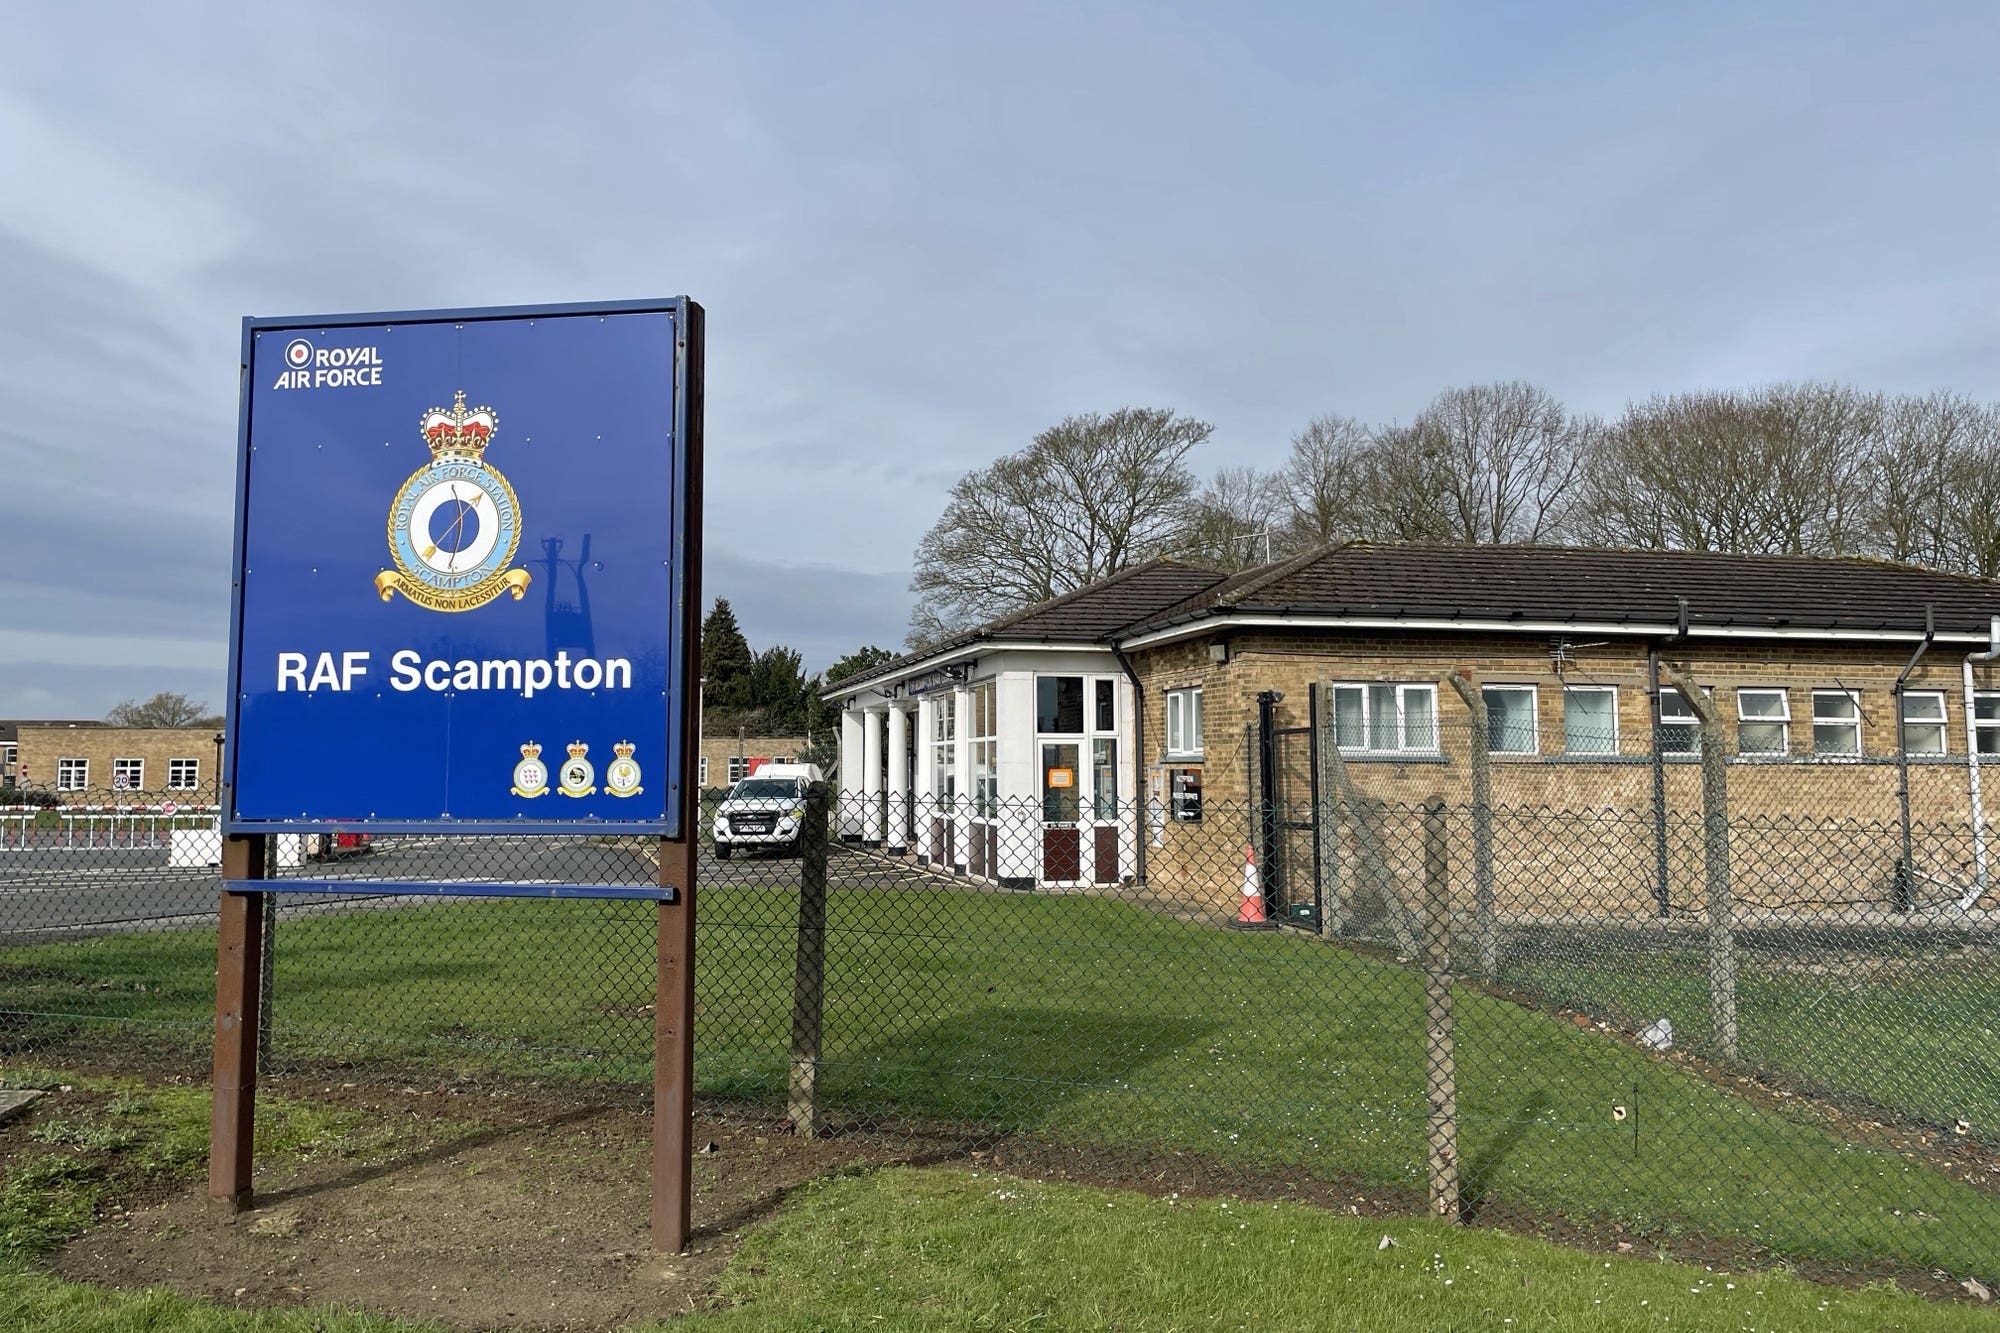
(613, 740, 635, 758)
(421, 390, 498, 459)
(566, 741, 589, 758)
(519, 742, 542, 759)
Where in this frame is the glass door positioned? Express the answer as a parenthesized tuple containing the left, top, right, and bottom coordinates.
(1041, 742, 1082, 882)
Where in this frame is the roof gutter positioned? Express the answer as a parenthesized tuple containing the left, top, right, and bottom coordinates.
(1114, 612, 1996, 654)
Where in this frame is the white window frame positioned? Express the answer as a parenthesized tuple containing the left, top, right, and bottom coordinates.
(1656, 688, 1704, 755)
(1811, 689, 1863, 757)
(1481, 684, 1539, 756)
(698, 755, 710, 786)
(1164, 686, 1204, 759)
(112, 757, 144, 791)
(1973, 692, 2000, 757)
(1, 743, 16, 777)
(1734, 688, 1791, 758)
(1332, 683, 1440, 755)
(1900, 690, 1948, 757)
(57, 757, 88, 791)
(726, 755, 749, 784)
(1561, 685, 1619, 756)
(167, 758, 200, 791)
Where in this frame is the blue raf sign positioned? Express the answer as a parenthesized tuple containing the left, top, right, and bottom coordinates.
(224, 299, 702, 834)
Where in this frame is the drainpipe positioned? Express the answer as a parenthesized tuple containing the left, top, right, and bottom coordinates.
(1960, 615, 2000, 910)
(1892, 605, 1935, 912)
(1112, 644, 1148, 889)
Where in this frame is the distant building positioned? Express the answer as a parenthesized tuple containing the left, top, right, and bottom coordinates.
(1, 719, 106, 789)
(698, 734, 808, 789)
(11, 724, 219, 800)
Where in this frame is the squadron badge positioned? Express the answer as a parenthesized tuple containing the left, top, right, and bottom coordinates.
(510, 742, 549, 799)
(557, 741, 596, 798)
(605, 740, 643, 798)
(374, 390, 532, 612)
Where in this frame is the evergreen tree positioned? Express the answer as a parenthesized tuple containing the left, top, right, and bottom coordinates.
(748, 645, 811, 733)
(700, 598, 755, 711)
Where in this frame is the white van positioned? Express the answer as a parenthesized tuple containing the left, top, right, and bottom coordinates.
(712, 763, 824, 859)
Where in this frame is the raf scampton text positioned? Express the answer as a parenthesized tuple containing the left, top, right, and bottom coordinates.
(277, 650, 633, 699)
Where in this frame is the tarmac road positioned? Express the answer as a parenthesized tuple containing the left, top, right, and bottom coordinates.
(0, 836, 945, 942)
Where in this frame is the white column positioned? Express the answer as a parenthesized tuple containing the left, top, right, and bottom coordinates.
(887, 703, 910, 853)
(996, 672, 1039, 885)
(838, 709, 864, 839)
(916, 696, 937, 863)
(953, 684, 973, 874)
(862, 708, 885, 845)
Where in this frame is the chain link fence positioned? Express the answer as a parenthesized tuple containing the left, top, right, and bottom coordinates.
(5, 729, 2000, 1284)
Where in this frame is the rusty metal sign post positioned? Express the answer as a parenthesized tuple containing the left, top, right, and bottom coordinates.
(210, 299, 705, 1253)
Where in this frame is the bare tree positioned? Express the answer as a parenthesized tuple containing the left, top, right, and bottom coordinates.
(1871, 391, 2000, 573)
(1578, 384, 1882, 556)
(1177, 465, 1285, 570)
(1405, 382, 1592, 544)
(907, 409, 1208, 645)
(106, 692, 217, 729)
(1273, 414, 1374, 551)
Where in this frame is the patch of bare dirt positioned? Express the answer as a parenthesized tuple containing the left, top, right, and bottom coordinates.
(53, 1095, 903, 1332)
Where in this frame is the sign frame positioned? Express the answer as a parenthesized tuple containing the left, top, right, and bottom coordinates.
(220, 298, 703, 839)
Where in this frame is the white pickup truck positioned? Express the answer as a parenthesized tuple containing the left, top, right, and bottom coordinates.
(712, 762, 823, 859)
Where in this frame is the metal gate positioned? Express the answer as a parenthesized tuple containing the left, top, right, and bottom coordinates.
(1254, 690, 1322, 927)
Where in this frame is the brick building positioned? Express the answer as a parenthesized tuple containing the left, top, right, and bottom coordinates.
(12, 724, 223, 801)
(826, 543, 2000, 908)
(697, 735, 808, 789)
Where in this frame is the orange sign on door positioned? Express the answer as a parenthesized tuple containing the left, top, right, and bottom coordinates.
(1047, 767, 1075, 788)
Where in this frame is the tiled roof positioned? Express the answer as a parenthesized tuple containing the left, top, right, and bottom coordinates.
(1125, 542, 2000, 637)
(830, 559, 1228, 693)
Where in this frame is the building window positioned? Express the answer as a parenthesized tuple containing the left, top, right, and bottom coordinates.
(972, 681, 998, 815)
(1164, 687, 1203, 758)
(1811, 690, 1862, 756)
(698, 756, 710, 786)
(1, 743, 16, 779)
(931, 693, 957, 804)
(57, 758, 88, 791)
(726, 756, 749, 784)
(1901, 692, 1948, 756)
(112, 757, 144, 791)
(1332, 683, 1439, 754)
(168, 758, 200, 790)
(1095, 679, 1115, 732)
(1975, 693, 2000, 756)
(1562, 686, 1617, 755)
(1481, 685, 1538, 755)
(1736, 688, 1790, 756)
(1657, 689, 1700, 754)
(1037, 676, 1085, 734)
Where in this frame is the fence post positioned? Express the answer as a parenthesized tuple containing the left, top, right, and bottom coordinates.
(209, 834, 267, 1215)
(1420, 797, 1459, 1222)
(1442, 672, 1498, 978)
(1314, 683, 1344, 937)
(1659, 662, 1737, 1063)
(788, 783, 831, 1137)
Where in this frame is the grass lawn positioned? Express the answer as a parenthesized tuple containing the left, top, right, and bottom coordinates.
(7, 886, 2000, 1277)
(1503, 943, 2000, 1135)
(680, 1167, 1998, 1333)
(3, 1152, 1987, 1333)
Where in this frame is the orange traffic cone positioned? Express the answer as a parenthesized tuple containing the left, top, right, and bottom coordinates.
(1236, 843, 1268, 926)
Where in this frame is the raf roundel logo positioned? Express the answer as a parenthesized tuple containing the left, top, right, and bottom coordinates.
(285, 338, 313, 370)
(373, 390, 532, 613)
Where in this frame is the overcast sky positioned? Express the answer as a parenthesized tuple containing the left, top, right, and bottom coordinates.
(4, 2, 1998, 719)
